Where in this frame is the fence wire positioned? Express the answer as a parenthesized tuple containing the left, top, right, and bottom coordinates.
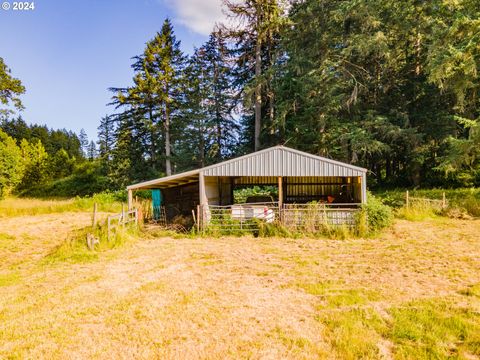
(201, 203, 361, 233)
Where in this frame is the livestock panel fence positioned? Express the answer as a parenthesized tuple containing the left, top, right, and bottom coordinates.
(200, 202, 280, 233)
(281, 203, 360, 231)
(198, 202, 361, 233)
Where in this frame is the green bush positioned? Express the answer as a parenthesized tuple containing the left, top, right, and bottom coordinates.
(359, 193, 394, 233)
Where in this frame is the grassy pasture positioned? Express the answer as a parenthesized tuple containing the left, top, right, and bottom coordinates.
(1, 197, 480, 359)
(0, 194, 123, 218)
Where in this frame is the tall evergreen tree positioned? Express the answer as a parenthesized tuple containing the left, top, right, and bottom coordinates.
(176, 32, 238, 171)
(78, 128, 89, 158)
(97, 115, 115, 173)
(111, 18, 186, 176)
(87, 141, 97, 160)
(222, 0, 285, 151)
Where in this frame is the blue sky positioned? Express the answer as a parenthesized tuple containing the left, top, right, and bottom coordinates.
(0, 0, 225, 141)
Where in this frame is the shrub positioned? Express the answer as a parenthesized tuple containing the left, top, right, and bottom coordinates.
(359, 193, 394, 233)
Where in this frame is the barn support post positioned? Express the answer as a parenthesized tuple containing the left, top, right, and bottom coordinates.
(278, 177, 283, 208)
(127, 189, 133, 210)
(199, 172, 207, 230)
(278, 176, 283, 222)
(361, 174, 367, 204)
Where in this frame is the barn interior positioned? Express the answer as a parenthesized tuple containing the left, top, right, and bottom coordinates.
(128, 173, 364, 223)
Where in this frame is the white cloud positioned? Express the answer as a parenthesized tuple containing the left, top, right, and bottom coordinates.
(163, 0, 227, 35)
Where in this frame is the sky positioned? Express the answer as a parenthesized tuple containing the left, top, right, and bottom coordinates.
(0, 0, 226, 141)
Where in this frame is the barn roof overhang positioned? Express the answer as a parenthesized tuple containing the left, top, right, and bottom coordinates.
(127, 169, 200, 190)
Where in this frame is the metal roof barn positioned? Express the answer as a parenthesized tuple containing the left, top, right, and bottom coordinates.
(127, 146, 367, 229)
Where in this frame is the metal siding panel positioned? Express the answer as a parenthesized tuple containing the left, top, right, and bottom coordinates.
(285, 151, 289, 176)
(296, 153, 301, 175)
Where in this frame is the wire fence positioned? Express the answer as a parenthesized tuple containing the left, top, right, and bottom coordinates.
(282, 203, 361, 231)
(200, 202, 361, 233)
(405, 191, 447, 210)
(204, 202, 279, 233)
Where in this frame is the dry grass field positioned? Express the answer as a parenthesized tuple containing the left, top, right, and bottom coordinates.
(0, 206, 479, 359)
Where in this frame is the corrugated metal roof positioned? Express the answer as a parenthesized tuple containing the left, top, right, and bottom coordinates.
(202, 146, 366, 177)
(127, 146, 366, 190)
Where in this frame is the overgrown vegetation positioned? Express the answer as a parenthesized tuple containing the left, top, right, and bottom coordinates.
(377, 188, 480, 218)
(45, 222, 140, 264)
(359, 193, 394, 234)
(203, 195, 394, 239)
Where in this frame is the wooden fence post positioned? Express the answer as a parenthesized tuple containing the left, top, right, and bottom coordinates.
(121, 204, 125, 226)
(196, 205, 200, 233)
(442, 192, 446, 208)
(92, 203, 98, 228)
(107, 217, 111, 241)
(406, 190, 410, 208)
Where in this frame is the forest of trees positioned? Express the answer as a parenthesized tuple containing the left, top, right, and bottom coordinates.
(1, 0, 479, 198)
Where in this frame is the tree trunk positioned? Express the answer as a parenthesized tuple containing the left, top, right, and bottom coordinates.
(254, 31, 262, 151)
(149, 107, 156, 171)
(199, 127, 205, 168)
(164, 103, 172, 176)
(214, 62, 222, 161)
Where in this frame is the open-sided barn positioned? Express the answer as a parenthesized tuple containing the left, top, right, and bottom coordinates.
(127, 145, 367, 230)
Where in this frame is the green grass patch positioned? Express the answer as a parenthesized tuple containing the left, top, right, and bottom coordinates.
(0, 233, 17, 251)
(459, 284, 480, 298)
(388, 299, 480, 358)
(313, 288, 480, 360)
(0, 271, 21, 287)
(299, 281, 382, 308)
(270, 326, 314, 352)
(317, 308, 387, 359)
(396, 203, 439, 221)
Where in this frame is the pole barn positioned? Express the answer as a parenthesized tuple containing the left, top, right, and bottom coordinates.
(127, 146, 367, 230)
